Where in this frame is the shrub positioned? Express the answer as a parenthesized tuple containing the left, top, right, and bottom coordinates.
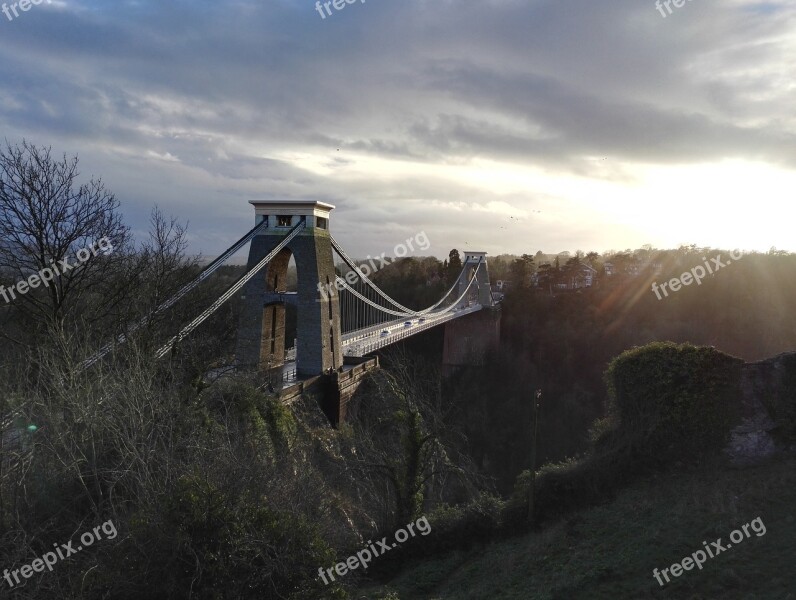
(371, 492, 505, 577)
(508, 449, 634, 524)
(506, 343, 745, 527)
(107, 474, 347, 600)
(763, 353, 796, 441)
(603, 342, 743, 462)
(426, 492, 504, 550)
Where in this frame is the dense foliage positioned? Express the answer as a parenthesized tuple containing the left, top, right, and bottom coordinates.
(3, 143, 796, 599)
(602, 342, 744, 461)
(441, 249, 796, 492)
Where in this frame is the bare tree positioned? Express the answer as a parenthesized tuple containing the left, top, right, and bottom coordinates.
(0, 140, 129, 333)
(110, 206, 192, 345)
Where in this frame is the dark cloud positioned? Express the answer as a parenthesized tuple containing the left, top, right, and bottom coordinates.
(0, 0, 793, 256)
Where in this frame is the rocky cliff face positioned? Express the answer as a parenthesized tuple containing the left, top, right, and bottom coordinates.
(727, 352, 796, 465)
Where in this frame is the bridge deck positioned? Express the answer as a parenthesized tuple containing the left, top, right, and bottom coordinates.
(340, 303, 483, 357)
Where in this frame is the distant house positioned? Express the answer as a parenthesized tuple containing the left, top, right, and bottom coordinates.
(533, 262, 598, 290)
(604, 261, 643, 277)
(621, 261, 664, 277)
(570, 263, 597, 289)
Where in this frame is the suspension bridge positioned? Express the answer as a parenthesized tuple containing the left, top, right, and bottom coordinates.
(79, 199, 500, 424)
(235, 201, 497, 375)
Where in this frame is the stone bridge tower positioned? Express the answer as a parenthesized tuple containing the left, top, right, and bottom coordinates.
(236, 200, 343, 377)
(444, 250, 501, 373)
(456, 251, 495, 307)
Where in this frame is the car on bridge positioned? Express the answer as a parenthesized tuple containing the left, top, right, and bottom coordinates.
(418, 317, 426, 323)
(380, 329, 389, 337)
(404, 321, 413, 328)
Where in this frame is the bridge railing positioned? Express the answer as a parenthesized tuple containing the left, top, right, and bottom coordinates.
(344, 303, 482, 356)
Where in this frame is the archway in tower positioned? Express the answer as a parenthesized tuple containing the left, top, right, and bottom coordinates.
(260, 248, 298, 370)
(466, 265, 477, 305)
(284, 253, 298, 353)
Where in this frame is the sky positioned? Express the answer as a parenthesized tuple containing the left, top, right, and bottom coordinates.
(1, 0, 795, 262)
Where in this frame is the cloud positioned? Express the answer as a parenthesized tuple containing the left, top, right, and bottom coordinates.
(0, 0, 793, 257)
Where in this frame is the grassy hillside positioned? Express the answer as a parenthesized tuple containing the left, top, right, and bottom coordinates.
(365, 455, 796, 599)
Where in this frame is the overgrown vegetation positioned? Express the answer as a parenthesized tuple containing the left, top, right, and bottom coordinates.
(3, 141, 796, 598)
(512, 343, 745, 525)
(442, 251, 796, 494)
(368, 455, 796, 599)
(601, 342, 744, 462)
(761, 353, 796, 442)
(0, 142, 483, 599)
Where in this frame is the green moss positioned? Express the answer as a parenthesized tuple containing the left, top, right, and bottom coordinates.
(209, 381, 298, 459)
(603, 342, 744, 461)
(260, 394, 297, 452)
